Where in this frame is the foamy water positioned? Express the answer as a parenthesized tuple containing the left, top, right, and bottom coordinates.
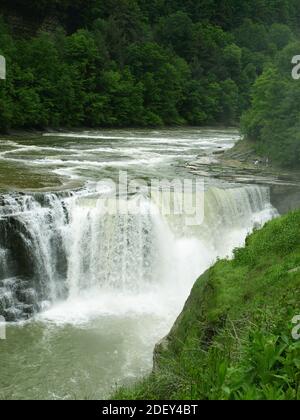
(0, 129, 278, 400)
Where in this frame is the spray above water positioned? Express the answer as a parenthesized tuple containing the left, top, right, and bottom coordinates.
(0, 130, 280, 400)
(0, 181, 277, 323)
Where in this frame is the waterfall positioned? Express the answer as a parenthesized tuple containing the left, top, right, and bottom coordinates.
(65, 197, 163, 296)
(0, 185, 278, 321)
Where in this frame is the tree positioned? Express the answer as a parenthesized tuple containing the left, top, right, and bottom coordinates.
(155, 12, 195, 61)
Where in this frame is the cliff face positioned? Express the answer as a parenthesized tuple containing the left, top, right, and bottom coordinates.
(116, 211, 300, 400)
(270, 185, 300, 215)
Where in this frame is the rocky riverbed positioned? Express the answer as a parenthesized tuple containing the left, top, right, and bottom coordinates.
(186, 139, 300, 214)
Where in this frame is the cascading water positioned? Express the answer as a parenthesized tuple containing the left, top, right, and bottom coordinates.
(0, 184, 277, 322)
(0, 129, 282, 400)
(0, 193, 69, 319)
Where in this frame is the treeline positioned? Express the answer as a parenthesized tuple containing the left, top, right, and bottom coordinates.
(0, 0, 299, 160)
(242, 41, 300, 167)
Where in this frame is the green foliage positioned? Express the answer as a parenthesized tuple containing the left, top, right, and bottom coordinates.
(114, 211, 300, 400)
(0, 0, 300, 150)
(242, 40, 300, 168)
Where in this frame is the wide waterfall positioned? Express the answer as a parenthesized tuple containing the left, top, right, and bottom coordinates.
(0, 129, 283, 400)
(0, 184, 277, 322)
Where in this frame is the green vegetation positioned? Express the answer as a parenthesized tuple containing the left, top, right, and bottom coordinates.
(0, 1, 300, 165)
(0, 1, 299, 401)
(0, 0, 299, 139)
(115, 211, 300, 400)
(242, 42, 300, 168)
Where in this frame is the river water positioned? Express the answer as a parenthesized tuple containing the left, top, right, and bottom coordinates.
(0, 128, 278, 400)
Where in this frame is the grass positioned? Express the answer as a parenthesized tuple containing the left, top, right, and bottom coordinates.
(114, 211, 300, 400)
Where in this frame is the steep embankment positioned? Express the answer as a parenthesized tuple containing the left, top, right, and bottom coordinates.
(116, 211, 300, 400)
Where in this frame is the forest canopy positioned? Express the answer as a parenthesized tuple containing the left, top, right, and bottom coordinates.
(0, 0, 299, 166)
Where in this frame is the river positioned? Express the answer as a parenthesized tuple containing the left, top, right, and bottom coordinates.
(0, 128, 278, 400)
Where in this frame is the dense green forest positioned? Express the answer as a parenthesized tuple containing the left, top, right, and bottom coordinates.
(0, 1, 300, 166)
(241, 41, 300, 167)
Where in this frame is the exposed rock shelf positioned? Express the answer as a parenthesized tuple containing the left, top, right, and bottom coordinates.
(186, 140, 300, 214)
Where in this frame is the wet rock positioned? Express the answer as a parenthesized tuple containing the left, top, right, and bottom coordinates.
(3, 307, 23, 322)
(0, 217, 36, 278)
(16, 303, 35, 317)
(0, 278, 38, 320)
(16, 288, 38, 306)
(0, 288, 14, 309)
(270, 185, 300, 215)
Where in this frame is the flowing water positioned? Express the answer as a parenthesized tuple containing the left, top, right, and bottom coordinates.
(0, 128, 278, 400)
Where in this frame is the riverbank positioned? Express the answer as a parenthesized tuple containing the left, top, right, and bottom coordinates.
(186, 139, 300, 214)
(187, 138, 300, 185)
(115, 210, 300, 400)
(2, 128, 264, 399)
